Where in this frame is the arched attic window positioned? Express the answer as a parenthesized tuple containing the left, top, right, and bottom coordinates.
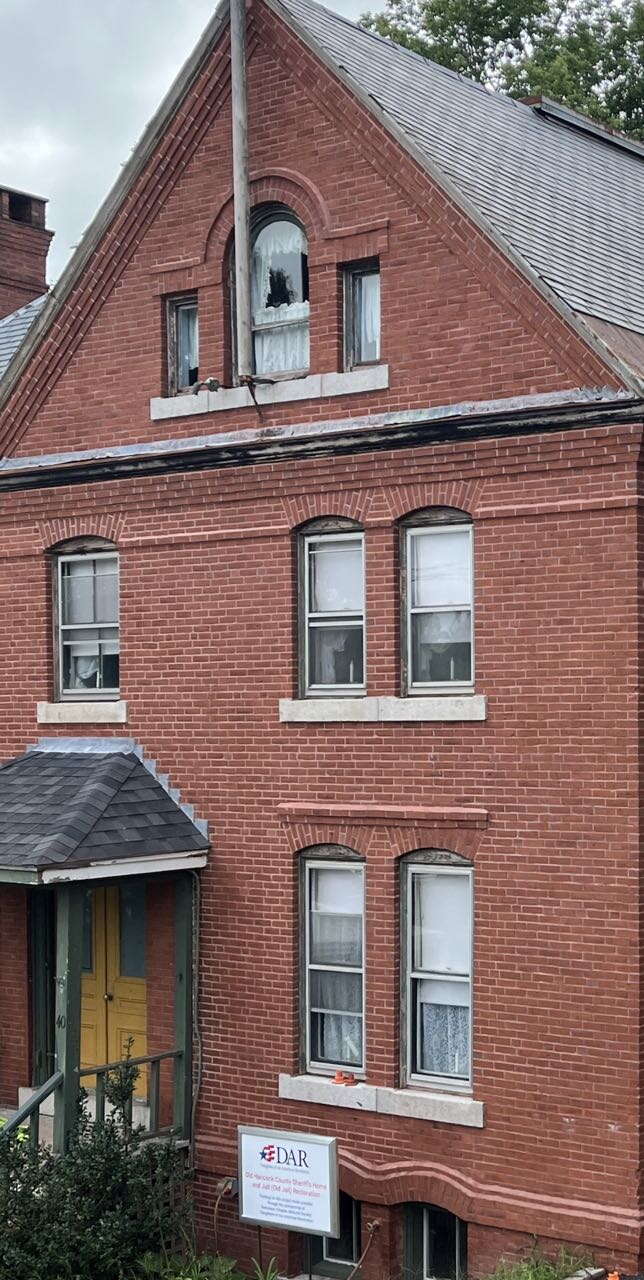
(250, 204, 310, 377)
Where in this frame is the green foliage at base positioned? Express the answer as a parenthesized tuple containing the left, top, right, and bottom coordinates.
(0, 1110, 188, 1280)
(484, 1247, 594, 1280)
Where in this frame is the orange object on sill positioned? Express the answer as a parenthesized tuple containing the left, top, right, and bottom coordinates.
(333, 1070, 358, 1086)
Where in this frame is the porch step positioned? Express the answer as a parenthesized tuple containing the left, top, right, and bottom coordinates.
(18, 1086, 150, 1128)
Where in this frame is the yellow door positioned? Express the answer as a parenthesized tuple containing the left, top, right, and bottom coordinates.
(81, 884, 148, 1096)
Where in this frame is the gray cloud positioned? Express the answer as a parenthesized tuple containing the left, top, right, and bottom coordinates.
(0, 0, 380, 285)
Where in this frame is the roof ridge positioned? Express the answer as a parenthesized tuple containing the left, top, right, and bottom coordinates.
(277, 0, 529, 107)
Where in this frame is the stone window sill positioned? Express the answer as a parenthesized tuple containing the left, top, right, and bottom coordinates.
(150, 365, 389, 421)
(37, 701, 128, 725)
(278, 1073, 484, 1128)
(279, 695, 487, 723)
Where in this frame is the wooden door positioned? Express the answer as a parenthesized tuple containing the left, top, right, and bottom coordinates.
(81, 885, 148, 1094)
(81, 888, 108, 1075)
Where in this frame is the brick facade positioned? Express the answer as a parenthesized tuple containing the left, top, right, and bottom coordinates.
(0, 3, 642, 1277)
(0, 188, 51, 319)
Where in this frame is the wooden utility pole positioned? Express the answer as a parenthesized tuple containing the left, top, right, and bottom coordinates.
(230, 0, 253, 380)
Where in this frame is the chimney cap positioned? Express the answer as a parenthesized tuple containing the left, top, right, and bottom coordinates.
(1, 184, 48, 205)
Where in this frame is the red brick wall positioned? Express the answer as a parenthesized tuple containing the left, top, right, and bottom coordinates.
(0, 0, 640, 1272)
(0, 887, 30, 1105)
(0, 1, 619, 459)
(0, 201, 51, 319)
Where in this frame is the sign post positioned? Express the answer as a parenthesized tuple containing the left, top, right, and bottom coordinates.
(238, 1125, 339, 1238)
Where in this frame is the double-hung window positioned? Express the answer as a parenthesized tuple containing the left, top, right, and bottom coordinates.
(305, 861, 365, 1072)
(405, 865, 472, 1086)
(405, 522, 473, 691)
(167, 295, 199, 393)
(57, 553, 120, 697)
(250, 210, 309, 377)
(303, 532, 365, 694)
(344, 262, 380, 368)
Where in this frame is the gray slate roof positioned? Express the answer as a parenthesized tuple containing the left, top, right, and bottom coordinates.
(0, 747, 209, 871)
(278, 0, 644, 336)
(0, 293, 47, 380)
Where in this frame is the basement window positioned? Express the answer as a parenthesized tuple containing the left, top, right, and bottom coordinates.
(167, 295, 199, 394)
(309, 1192, 361, 1277)
(344, 261, 380, 369)
(405, 1203, 467, 1280)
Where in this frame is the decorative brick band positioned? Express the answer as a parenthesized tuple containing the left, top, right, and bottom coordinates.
(277, 802, 488, 827)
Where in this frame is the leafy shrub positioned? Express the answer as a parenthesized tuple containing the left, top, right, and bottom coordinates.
(486, 1248, 594, 1280)
(0, 1107, 189, 1280)
(139, 1253, 244, 1279)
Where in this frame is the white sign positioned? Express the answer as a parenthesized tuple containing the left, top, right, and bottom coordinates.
(238, 1125, 339, 1237)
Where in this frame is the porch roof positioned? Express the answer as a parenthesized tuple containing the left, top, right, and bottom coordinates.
(0, 742, 209, 883)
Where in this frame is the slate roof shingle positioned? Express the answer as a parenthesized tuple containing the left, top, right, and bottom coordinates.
(0, 293, 47, 380)
(277, 0, 644, 336)
(0, 748, 210, 872)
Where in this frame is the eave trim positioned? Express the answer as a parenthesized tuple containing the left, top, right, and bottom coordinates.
(0, 387, 641, 494)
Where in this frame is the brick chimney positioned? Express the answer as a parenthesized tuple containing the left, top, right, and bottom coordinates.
(0, 186, 53, 320)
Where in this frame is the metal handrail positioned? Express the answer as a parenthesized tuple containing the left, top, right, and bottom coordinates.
(0, 1070, 63, 1150)
(78, 1048, 180, 1076)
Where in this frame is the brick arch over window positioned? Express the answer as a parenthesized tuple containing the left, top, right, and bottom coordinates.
(204, 170, 330, 274)
(282, 492, 372, 529)
(378, 481, 483, 524)
(38, 514, 124, 553)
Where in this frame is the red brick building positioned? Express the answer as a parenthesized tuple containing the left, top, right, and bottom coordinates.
(0, 1, 644, 1277)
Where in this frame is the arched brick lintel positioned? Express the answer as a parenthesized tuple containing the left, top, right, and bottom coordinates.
(37, 514, 126, 552)
(204, 169, 331, 274)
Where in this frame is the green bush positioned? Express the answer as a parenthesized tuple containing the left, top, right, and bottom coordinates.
(0, 1108, 189, 1280)
(486, 1248, 594, 1280)
(138, 1254, 244, 1279)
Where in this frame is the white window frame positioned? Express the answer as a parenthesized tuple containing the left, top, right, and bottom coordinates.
(305, 859, 366, 1076)
(405, 864, 473, 1091)
(57, 551, 120, 701)
(249, 209, 310, 381)
(423, 1206, 466, 1280)
(303, 532, 366, 697)
(343, 262, 381, 371)
(405, 524, 474, 695)
(323, 1194, 360, 1270)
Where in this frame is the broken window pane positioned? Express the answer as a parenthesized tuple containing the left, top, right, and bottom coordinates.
(251, 216, 309, 376)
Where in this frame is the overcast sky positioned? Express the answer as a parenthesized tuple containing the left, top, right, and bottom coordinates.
(0, 0, 382, 286)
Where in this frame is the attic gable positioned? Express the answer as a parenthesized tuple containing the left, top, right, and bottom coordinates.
(0, 0, 640, 463)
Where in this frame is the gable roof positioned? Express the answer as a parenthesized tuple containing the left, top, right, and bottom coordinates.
(0, 740, 209, 879)
(1, 0, 643, 415)
(276, 0, 644, 338)
(0, 293, 47, 379)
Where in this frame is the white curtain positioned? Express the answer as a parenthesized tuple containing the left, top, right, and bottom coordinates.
(251, 221, 306, 313)
(251, 218, 309, 375)
(418, 980, 470, 1077)
(253, 310, 309, 376)
(309, 540, 363, 614)
(411, 529, 471, 609)
(358, 273, 380, 361)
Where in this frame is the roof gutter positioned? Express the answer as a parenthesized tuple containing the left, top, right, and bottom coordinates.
(0, 387, 641, 495)
(0, 850, 208, 887)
